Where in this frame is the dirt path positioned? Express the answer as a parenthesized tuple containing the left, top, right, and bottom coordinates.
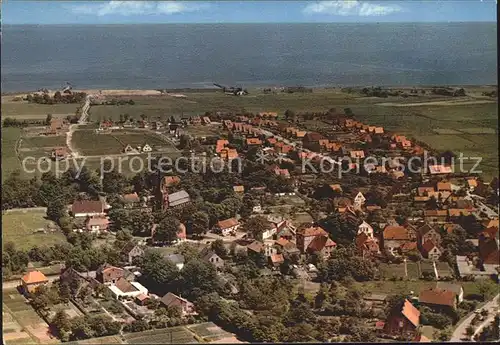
(66, 124, 80, 158)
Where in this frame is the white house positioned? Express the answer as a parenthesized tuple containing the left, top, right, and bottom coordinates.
(215, 218, 240, 236)
(357, 221, 374, 238)
(353, 191, 366, 208)
(85, 217, 110, 233)
(108, 278, 148, 300)
(263, 241, 278, 257)
(262, 226, 277, 241)
(421, 240, 442, 261)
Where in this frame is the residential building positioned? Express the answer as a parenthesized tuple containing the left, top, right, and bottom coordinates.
(357, 221, 374, 238)
(96, 264, 133, 285)
(214, 218, 240, 236)
(160, 293, 196, 316)
(165, 254, 185, 271)
(121, 192, 142, 208)
(417, 223, 442, 247)
(382, 225, 416, 256)
(384, 299, 420, 337)
(419, 288, 457, 310)
(108, 278, 148, 300)
(356, 233, 380, 257)
(71, 200, 105, 218)
(420, 240, 442, 261)
(436, 282, 464, 304)
(275, 238, 300, 255)
(296, 225, 336, 258)
(21, 271, 49, 294)
(121, 243, 145, 265)
(160, 189, 191, 210)
(269, 253, 284, 267)
(201, 249, 225, 270)
(85, 216, 110, 233)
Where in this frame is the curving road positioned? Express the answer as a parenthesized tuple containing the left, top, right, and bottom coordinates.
(450, 294, 499, 342)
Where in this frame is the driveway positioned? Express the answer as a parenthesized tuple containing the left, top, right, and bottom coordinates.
(450, 294, 499, 342)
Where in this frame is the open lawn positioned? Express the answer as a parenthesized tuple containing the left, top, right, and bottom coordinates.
(2, 209, 66, 251)
(71, 129, 176, 156)
(2, 127, 22, 180)
(2, 100, 79, 119)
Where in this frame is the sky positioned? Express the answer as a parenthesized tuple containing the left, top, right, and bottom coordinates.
(2, 0, 497, 24)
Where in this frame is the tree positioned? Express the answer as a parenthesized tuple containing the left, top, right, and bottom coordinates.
(475, 279, 496, 301)
(211, 239, 228, 259)
(188, 211, 209, 238)
(153, 216, 181, 244)
(128, 210, 154, 236)
(140, 250, 179, 294)
(46, 198, 67, 223)
(51, 310, 71, 341)
(180, 260, 219, 300)
(124, 319, 150, 333)
(45, 113, 53, 125)
(242, 215, 270, 240)
(319, 247, 375, 282)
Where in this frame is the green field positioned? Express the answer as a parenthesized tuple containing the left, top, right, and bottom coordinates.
(2, 209, 67, 250)
(2, 98, 79, 119)
(3, 87, 498, 179)
(123, 327, 198, 344)
(72, 129, 176, 156)
(2, 127, 22, 179)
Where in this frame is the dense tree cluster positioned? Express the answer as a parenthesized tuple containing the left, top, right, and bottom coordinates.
(26, 91, 87, 104)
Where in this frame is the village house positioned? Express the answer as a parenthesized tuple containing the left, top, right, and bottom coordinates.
(160, 293, 196, 316)
(419, 288, 457, 311)
(275, 238, 300, 256)
(96, 264, 134, 285)
(302, 132, 328, 152)
(269, 253, 285, 268)
(233, 185, 245, 194)
(214, 218, 240, 236)
(351, 191, 366, 208)
(121, 243, 145, 265)
(85, 216, 110, 233)
(436, 282, 464, 304)
(71, 200, 106, 218)
(420, 240, 442, 261)
(200, 249, 225, 270)
(296, 225, 336, 258)
(382, 225, 416, 256)
(121, 192, 142, 208)
(356, 233, 380, 257)
(160, 189, 191, 210)
(21, 270, 49, 295)
(424, 210, 448, 224)
(357, 221, 374, 238)
(165, 254, 185, 271)
(417, 223, 442, 247)
(383, 299, 420, 338)
(428, 164, 453, 175)
(108, 278, 149, 300)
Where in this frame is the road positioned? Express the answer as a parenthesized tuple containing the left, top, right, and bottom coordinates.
(450, 294, 499, 342)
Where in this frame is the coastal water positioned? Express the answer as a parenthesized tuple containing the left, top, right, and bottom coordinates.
(1, 23, 497, 92)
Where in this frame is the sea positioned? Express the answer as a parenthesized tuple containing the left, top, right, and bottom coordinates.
(1, 23, 497, 93)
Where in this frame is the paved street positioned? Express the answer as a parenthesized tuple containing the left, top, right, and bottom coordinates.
(450, 294, 499, 342)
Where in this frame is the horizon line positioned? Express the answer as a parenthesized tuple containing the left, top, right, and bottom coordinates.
(3, 21, 497, 25)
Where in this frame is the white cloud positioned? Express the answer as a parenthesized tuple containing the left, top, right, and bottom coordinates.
(303, 0, 402, 17)
(71, 1, 206, 17)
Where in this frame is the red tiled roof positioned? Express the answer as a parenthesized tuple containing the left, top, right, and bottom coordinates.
(72, 200, 104, 214)
(419, 288, 456, 307)
(21, 270, 48, 285)
(421, 240, 438, 253)
(297, 226, 327, 237)
(217, 218, 239, 229)
(383, 226, 409, 240)
(270, 253, 284, 264)
(401, 300, 420, 327)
